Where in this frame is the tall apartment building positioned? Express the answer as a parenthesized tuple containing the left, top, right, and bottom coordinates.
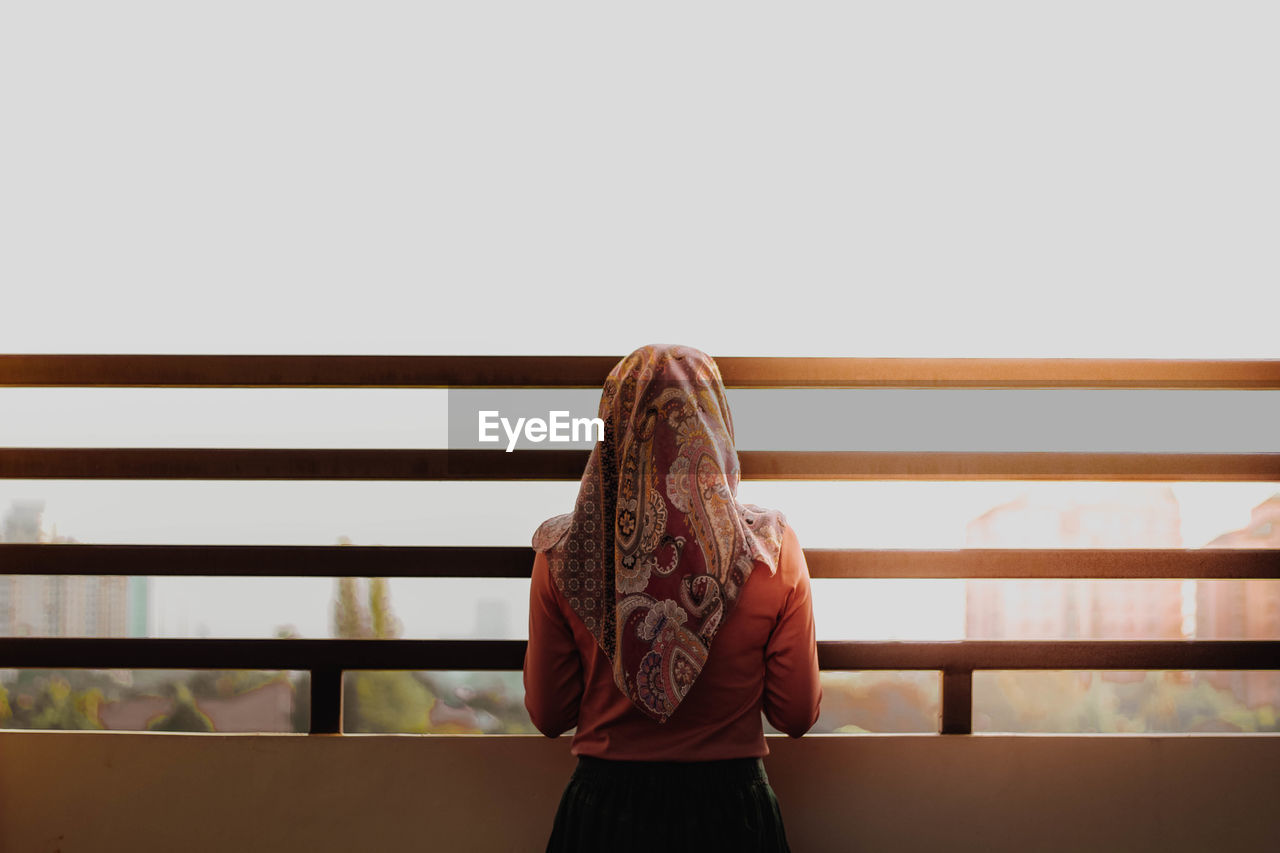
(0, 499, 146, 638)
(1196, 493, 1280, 709)
(963, 485, 1185, 640)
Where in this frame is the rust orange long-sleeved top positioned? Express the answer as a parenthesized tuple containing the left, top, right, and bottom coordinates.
(523, 523, 821, 761)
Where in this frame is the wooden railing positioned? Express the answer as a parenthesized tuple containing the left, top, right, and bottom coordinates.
(1, 355, 1278, 734)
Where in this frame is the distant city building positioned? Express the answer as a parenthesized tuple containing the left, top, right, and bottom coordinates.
(0, 499, 145, 638)
(963, 488, 1280, 710)
(1196, 493, 1280, 710)
(963, 486, 1184, 640)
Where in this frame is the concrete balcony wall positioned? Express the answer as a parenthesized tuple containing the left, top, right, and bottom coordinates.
(3, 732, 1277, 852)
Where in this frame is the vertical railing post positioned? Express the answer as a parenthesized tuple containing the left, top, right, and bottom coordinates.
(310, 668, 344, 734)
(941, 668, 973, 734)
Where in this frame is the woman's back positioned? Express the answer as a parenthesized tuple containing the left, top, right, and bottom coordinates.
(525, 522, 820, 760)
(522, 343, 820, 851)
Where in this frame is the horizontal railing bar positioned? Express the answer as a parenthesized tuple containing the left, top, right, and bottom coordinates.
(0, 544, 536, 578)
(786, 549, 1280, 579)
(818, 641, 1280, 670)
(1, 355, 1277, 388)
(2, 638, 1277, 671)
(740, 452, 1280, 481)
(0, 638, 528, 669)
(2, 448, 1276, 481)
(2, 544, 1276, 579)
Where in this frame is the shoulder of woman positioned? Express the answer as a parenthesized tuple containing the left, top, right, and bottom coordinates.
(531, 512, 573, 551)
(777, 521, 807, 583)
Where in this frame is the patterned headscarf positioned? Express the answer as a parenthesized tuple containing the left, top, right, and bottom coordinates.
(532, 344, 787, 723)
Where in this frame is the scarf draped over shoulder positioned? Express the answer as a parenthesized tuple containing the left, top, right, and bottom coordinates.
(532, 343, 786, 723)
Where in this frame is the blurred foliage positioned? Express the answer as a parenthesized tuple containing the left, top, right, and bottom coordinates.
(801, 672, 941, 734)
(2, 671, 108, 730)
(32, 675, 104, 730)
(187, 668, 291, 699)
(974, 670, 1280, 733)
(345, 670, 537, 735)
(330, 565, 536, 734)
(348, 670, 435, 734)
(0, 668, 302, 733)
(146, 683, 214, 732)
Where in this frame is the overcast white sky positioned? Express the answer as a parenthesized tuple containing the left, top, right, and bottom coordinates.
(1, 2, 1276, 357)
(1, 3, 1277, 641)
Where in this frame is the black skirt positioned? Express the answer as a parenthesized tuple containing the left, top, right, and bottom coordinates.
(545, 755, 793, 853)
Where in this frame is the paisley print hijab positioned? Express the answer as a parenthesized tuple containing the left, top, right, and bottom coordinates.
(531, 344, 787, 723)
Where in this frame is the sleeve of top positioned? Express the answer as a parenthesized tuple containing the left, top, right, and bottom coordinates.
(762, 524, 823, 737)
(523, 550, 584, 738)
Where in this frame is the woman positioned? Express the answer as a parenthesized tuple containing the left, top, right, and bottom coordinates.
(523, 343, 822, 852)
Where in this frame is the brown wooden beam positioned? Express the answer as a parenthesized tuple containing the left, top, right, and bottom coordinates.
(817, 640, 1280, 670)
(738, 451, 1280, 481)
(2, 355, 1277, 388)
(1, 448, 1276, 480)
(2, 544, 1275, 579)
(0, 544, 537, 578)
(801, 549, 1280, 579)
(4, 638, 1276, 671)
(0, 638, 529, 670)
